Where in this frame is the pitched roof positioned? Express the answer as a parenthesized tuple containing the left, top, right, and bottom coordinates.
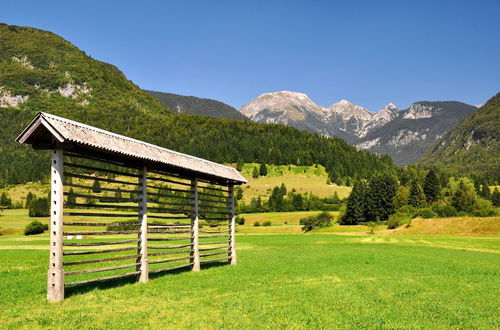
(17, 112, 247, 184)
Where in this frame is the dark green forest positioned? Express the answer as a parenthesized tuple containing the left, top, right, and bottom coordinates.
(0, 23, 396, 186)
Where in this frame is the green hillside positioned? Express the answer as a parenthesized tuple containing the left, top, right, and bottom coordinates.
(0, 23, 396, 186)
(146, 90, 248, 120)
(420, 92, 500, 182)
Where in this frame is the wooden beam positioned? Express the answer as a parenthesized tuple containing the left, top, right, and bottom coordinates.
(138, 167, 149, 283)
(47, 149, 64, 302)
(191, 179, 200, 272)
(228, 185, 237, 265)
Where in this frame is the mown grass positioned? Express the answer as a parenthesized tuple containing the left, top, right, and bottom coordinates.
(1, 233, 499, 328)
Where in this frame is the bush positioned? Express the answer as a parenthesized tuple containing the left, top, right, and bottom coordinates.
(235, 216, 245, 225)
(28, 197, 50, 217)
(43, 224, 49, 230)
(387, 213, 412, 229)
(471, 198, 497, 217)
(262, 221, 271, 226)
(24, 220, 45, 235)
(253, 221, 260, 227)
(415, 208, 437, 219)
(431, 203, 457, 217)
(300, 211, 333, 232)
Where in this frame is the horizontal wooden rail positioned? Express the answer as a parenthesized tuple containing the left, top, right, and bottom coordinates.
(63, 230, 139, 236)
(148, 230, 192, 235)
(64, 151, 136, 170)
(148, 225, 191, 229)
(148, 243, 193, 250)
(148, 250, 192, 257)
(63, 247, 136, 256)
(64, 254, 141, 266)
(147, 206, 191, 214)
(199, 234, 230, 239)
(147, 186, 190, 194)
(64, 239, 139, 247)
(64, 212, 137, 218)
(148, 263, 193, 274)
(146, 175, 191, 187)
(198, 241, 229, 245)
(64, 162, 140, 178)
(197, 185, 229, 193)
(199, 246, 229, 251)
(64, 191, 140, 202)
(148, 256, 191, 265)
(65, 262, 140, 276)
(200, 257, 231, 264)
(65, 203, 140, 211)
(149, 200, 193, 207)
(148, 236, 194, 242)
(199, 251, 229, 258)
(148, 215, 190, 220)
(64, 271, 141, 287)
(64, 173, 141, 186)
(199, 230, 228, 234)
(198, 191, 227, 199)
(63, 222, 140, 227)
(65, 183, 140, 194)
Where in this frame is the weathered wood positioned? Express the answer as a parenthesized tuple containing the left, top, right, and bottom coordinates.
(48, 149, 64, 303)
(148, 250, 192, 257)
(152, 200, 193, 207)
(197, 185, 229, 193)
(64, 191, 139, 202)
(148, 236, 194, 241)
(64, 172, 141, 186)
(148, 225, 191, 229)
(146, 175, 191, 186)
(65, 203, 140, 210)
(199, 216, 228, 221)
(64, 239, 139, 246)
(199, 234, 230, 239)
(64, 151, 135, 169)
(63, 247, 136, 256)
(148, 243, 193, 250)
(198, 241, 229, 245)
(63, 230, 139, 236)
(199, 223, 229, 227)
(148, 214, 190, 220)
(148, 263, 193, 274)
(138, 166, 149, 283)
(199, 246, 230, 251)
(64, 162, 140, 178)
(191, 179, 200, 272)
(228, 185, 237, 265)
(146, 186, 190, 194)
(64, 212, 137, 218)
(65, 183, 139, 194)
(147, 206, 191, 214)
(198, 205, 230, 212)
(63, 222, 141, 227)
(199, 230, 228, 234)
(65, 262, 141, 276)
(64, 271, 141, 287)
(63, 254, 141, 266)
(148, 256, 192, 265)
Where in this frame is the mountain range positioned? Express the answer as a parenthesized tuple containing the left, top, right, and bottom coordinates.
(241, 91, 478, 165)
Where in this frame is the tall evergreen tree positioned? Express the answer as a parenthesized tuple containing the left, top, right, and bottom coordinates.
(67, 188, 77, 205)
(25, 192, 35, 209)
(365, 174, 397, 221)
(252, 167, 259, 179)
(342, 180, 368, 225)
(408, 180, 426, 208)
(259, 163, 268, 176)
(423, 169, 440, 203)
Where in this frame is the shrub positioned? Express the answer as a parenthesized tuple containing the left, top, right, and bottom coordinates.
(300, 211, 333, 232)
(43, 224, 49, 230)
(415, 208, 437, 219)
(262, 221, 271, 226)
(471, 198, 497, 217)
(387, 213, 412, 229)
(431, 203, 457, 217)
(235, 216, 245, 225)
(253, 221, 260, 227)
(24, 220, 45, 235)
(29, 197, 50, 217)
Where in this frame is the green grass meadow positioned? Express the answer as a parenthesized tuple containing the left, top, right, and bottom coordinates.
(1, 220, 499, 328)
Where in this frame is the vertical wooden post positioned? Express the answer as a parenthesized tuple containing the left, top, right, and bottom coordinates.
(138, 167, 149, 283)
(191, 179, 200, 271)
(47, 149, 64, 302)
(228, 184, 237, 265)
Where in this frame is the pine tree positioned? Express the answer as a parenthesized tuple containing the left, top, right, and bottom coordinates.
(236, 161, 244, 172)
(342, 180, 368, 225)
(365, 174, 397, 221)
(259, 163, 268, 176)
(67, 188, 76, 205)
(25, 192, 35, 209)
(252, 167, 259, 179)
(423, 169, 440, 203)
(492, 188, 500, 207)
(0, 192, 12, 209)
(279, 183, 287, 196)
(92, 180, 102, 193)
(408, 180, 426, 208)
(236, 187, 243, 200)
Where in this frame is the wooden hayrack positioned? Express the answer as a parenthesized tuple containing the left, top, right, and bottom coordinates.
(16, 112, 247, 302)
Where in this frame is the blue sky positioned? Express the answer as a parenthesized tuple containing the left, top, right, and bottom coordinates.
(2, 0, 499, 110)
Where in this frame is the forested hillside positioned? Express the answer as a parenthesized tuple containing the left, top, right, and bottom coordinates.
(420, 93, 500, 183)
(0, 23, 396, 186)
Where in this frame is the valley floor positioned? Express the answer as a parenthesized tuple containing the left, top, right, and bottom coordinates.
(1, 210, 499, 328)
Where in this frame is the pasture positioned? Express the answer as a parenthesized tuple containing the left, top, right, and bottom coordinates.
(1, 209, 499, 328)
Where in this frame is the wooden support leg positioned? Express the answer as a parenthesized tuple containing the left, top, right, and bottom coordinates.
(191, 179, 200, 272)
(47, 149, 64, 302)
(228, 185, 237, 265)
(138, 167, 149, 283)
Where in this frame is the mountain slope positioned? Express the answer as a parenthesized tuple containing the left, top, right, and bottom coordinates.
(241, 91, 477, 165)
(358, 101, 477, 165)
(146, 90, 248, 120)
(420, 93, 500, 181)
(0, 23, 396, 186)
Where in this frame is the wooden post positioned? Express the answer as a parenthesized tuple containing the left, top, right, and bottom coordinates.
(191, 179, 200, 271)
(138, 167, 149, 283)
(228, 185, 237, 265)
(47, 149, 64, 302)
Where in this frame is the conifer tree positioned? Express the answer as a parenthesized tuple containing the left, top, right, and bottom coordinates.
(67, 188, 77, 205)
(236, 186, 243, 200)
(451, 180, 476, 212)
(92, 180, 102, 193)
(408, 180, 426, 208)
(342, 180, 368, 225)
(25, 192, 35, 209)
(423, 169, 440, 203)
(365, 174, 397, 221)
(259, 163, 268, 176)
(252, 167, 259, 179)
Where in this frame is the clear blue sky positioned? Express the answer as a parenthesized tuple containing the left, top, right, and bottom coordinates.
(2, 0, 499, 110)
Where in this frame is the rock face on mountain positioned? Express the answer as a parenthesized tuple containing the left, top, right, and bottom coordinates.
(241, 91, 477, 165)
(420, 93, 499, 181)
(146, 90, 248, 121)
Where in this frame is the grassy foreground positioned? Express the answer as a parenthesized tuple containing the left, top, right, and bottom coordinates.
(1, 232, 499, 328)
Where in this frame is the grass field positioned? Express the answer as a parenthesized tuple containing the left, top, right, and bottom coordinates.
(1, 232, 499, 328)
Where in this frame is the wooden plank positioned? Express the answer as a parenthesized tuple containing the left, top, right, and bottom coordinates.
(64, 162, 140, 178)
(146, 175, 191, 187)
(150, 200, 193, 207)
(148, 250, 192, 257)
(137, 166, 149, 283)
(64, 239, 139, 246)
(199, 230, 228, 234)
(199, 234, 230, 239)
(148, 230, 192, 234)
(64, 271, 141, 286)
(64, 172, 141, 186)
(63, 254, 141, 266)
(148, 263, 193, 274)
(148, 236, 194, 242)
(146, 186, 190, 194)
(147, 206, 191, 214)
(63, 230, 138, 236)
(148, 225, 191, 229)
(63, 246, 136, 256)
(65, 203, 140, 210)
(63, 222, 141, 227)
(65, 262, 140, 276)
(64, 191, 139, 202)
(148, 243, 193, 250)
(64, 151, 134, 169)
(197, 185, 229, 193)
(148, 215, 189, 220)
(65, 183, 140, 194)
(64, 212, 137, 218)
(228, 184, 237, 265)
(199, 246, 230, 252)
(198, 241, 229, 245)
(148, 256, 192, 265)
